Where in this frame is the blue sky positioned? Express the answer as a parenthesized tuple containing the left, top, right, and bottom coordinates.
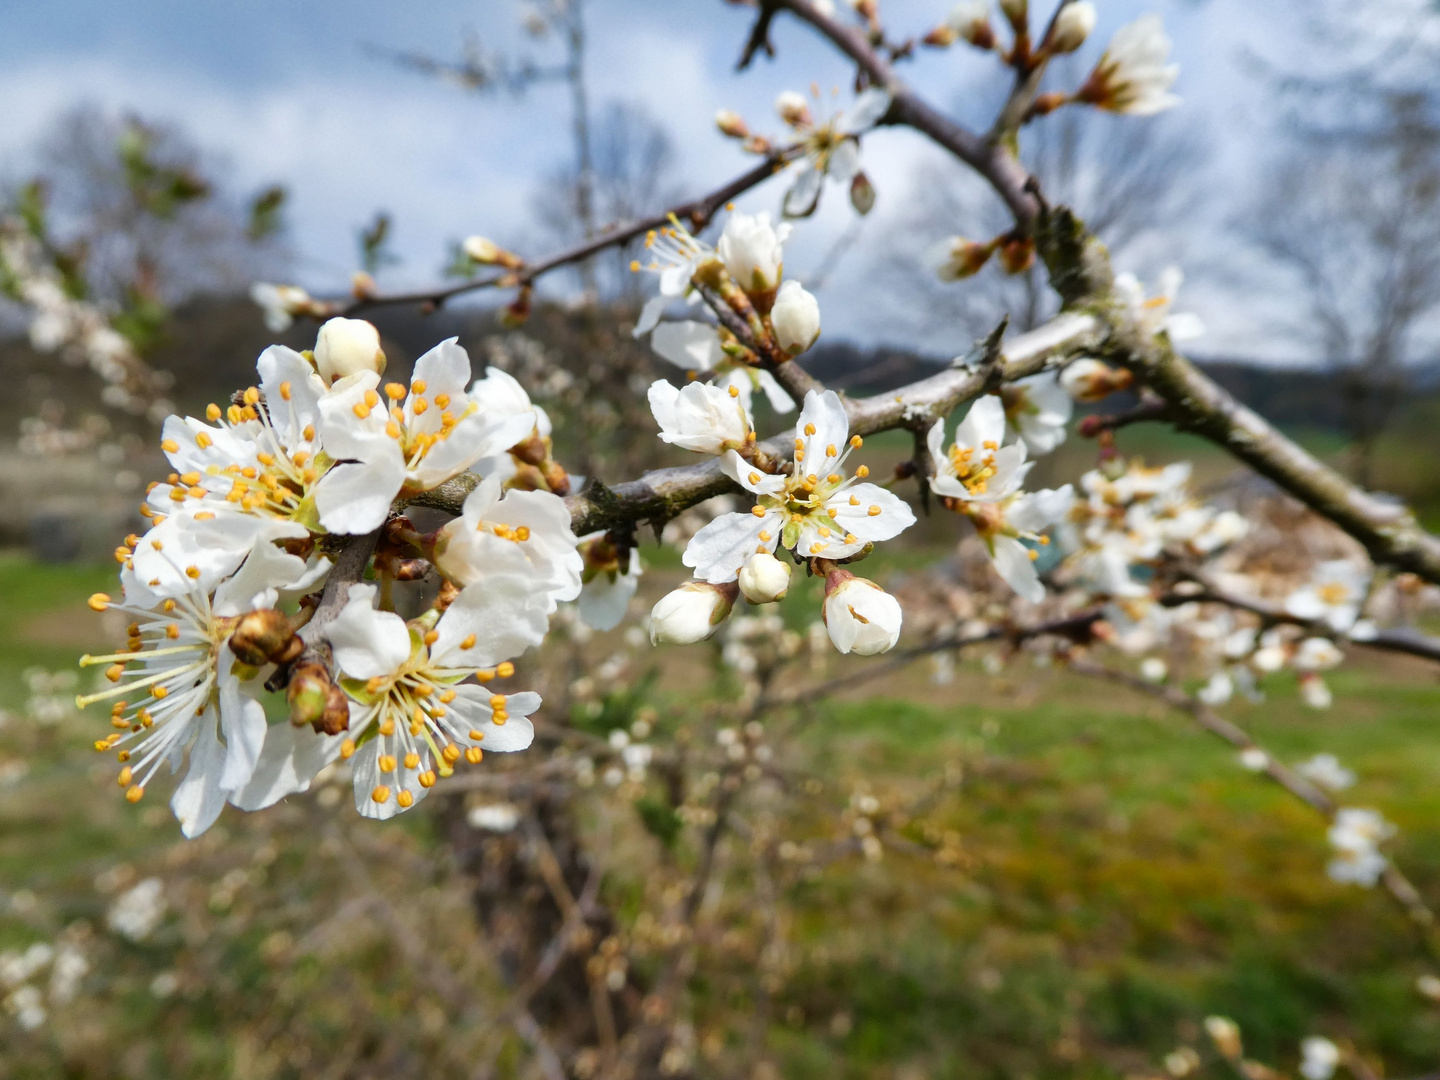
(1, 0, 1299, 358)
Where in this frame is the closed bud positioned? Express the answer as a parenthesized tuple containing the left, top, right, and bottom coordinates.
(934, 236, 995, 281)
(997, 236, 1035, 274)
(715, 109, 749, 139)
(286, 664, 331, 729)
(922, 24, 958, 47)
(739, 551, 793, 604)
(1203, 1016, 1242, 1062)
(351, 271, 377, 299)
(775, 90, 812, 127)
(320, 683, 352, 736)
(770, 280, 822, 357)
(823, 571, 903, 656)
(314, 317, 386, 385)
(649, 581, 738, 645)
(229, 609, 299, 666)
(463, 235, 524, 269)
(849, 171, 876, 215)
(999, 0, 1027, 31)
(1047, 1, 1095, 53)
(717, 211, 788, 301)
(1060, 358, 1134, 402)
(502, 285, 533, 328)
(948, 0, 995, 48)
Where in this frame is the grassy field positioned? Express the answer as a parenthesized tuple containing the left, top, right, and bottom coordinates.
(2, 550, 1440, 1078)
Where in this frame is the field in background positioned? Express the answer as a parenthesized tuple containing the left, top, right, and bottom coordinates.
(3, 551, 1440, 1078)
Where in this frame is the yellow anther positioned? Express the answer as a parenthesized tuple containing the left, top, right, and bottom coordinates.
(396, 790, 414, 808)
(868, 505, 881, 516)
(460, 634, 476, 650)
(850, 435, 862, 448)
(751, 505, 766, 518)
(630, 259, 641, 272)
(151, 686, 169, 699)
(302, 424, 315, 442)
(496, 661, 514, 678)
(341, 739, 356, 760)
(412, 397, 429, 415)
(163, 600, 176, 612)
(465, 747, 483, 764)
(826, 444, 837, 457)
(856, 465, 869, 478)
(818, 527, 831, 538)
(161, 439, 179, 453)
(353, 402, 371, 419)
(180, 472, 201, 485)
(379, 717, 395, 736)
(117, 767, 133, 787)
(194, 511, 215, 521)
(438, 689, 456, 704)
(423, 629, 439, 646)
(982, 440, 998, 450)
(371, 785, 391, 804)
(804, 423, 816, 436)
(363, 388, 380, 409)
(758, 530, 771, 542)
(89, 593, 112, 612)
(515, 526, 530, 541)
(411, 379, 427, 395)
(206, 403, 222, 421)
(827, 473, 841, 484)
(435, 393, 450, 409)
(442, 744, 461, 764)
(385, 382, 407, 400)
(185, 565, 201, 579)
(491, 711, 507, 725)
(125, 785, 145, 803)
(105, 664, 126, 683)
(256, 452, 276, 466)
(827, 507, 838, 518)
(279, 380, 293, 401)
(378, 754, 397, 774)
(418, 770, 437, 788)
(404, 752, 420, 769)
(728, 384, 740, 398)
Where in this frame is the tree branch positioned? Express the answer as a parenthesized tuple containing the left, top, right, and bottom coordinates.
(336, 154, 790, 316)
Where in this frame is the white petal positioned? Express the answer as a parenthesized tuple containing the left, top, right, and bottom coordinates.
(229, 723, 344, 811)
(683, 510, 783, 584)
(449, 686, 537, 752)
(755, 369, 796, 413)
(827, 483, 916, 545)
(314, 452, 406, 535)
(651, 321, 723, 371)
(796, 390, 850, 478)
(719, 450, 787, 497)
(634, 294, 670, 338)
(783, 162, 825, 219)
(989, 536, 1045, 602)
(327, 583, 414, 680)
(171, 708, 229, 838)
(839, 87, 892, 133)
(217, 662, 268, 793)
(954, 395, 1007, 450)
(431, 574, 551, 668)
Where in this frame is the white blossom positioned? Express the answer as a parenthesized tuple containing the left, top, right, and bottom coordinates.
(1299, 1037, 1340, 1080)
(1080, 15, 1180, 116)
(1001, 372, 1072, 455)
(648, 379, 754, 455)
(683, 391, 915, 583)
(433, 474, 582, 613)
(1327, 807, 1395, 887)
(1115, 267, 1204, 342)
(779, 87, 892, 218)
(314, 339, 536, 534)
(577, 543, 643, 632)
(1296, 753, 1355, 792)
(716, 211, 790, 297)
(107, 878, 166, 942)
(1286, 560, 1370, 633)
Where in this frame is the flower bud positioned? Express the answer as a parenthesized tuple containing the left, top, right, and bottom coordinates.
(999, 0, 1027, 31)
(228, 609, 300, 667)
(775, 90, 812, 127)
(935, 236, 995, 281)
(738, 551, 792, 604)
(314, 317, 386, 385)
(948, 0, 995, 48)
(922, 24, 958, 47)
(1060, 358, 1134, 402)
(1047, 1, 1095, 54)
(770, 280, 821, 356)
(502, 285, 533, 328)
(822, 572, 903, 656)
(1203, 1016, 1242, 1062)
(997, 236, 1035, 274)
(717, 212, 787, 300)
(649, 582, 737, 645)
(463, 235, 503, 263)
(286, 663, 331, 729)
(715, 109, 749, 139)
(849, 171, 876, 215)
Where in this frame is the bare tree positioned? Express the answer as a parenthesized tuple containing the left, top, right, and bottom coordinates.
(1248, 93, 1440, 487)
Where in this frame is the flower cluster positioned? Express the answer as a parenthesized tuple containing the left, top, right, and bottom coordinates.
(648, 385, 914, 655)
(78, 321, 581, 833)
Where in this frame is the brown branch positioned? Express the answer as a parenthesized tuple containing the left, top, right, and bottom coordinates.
(337, 154, 790, 316)
(1066, 657, 1440, 960)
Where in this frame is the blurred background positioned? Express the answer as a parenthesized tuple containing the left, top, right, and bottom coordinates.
(3, 1, 1440, 1077)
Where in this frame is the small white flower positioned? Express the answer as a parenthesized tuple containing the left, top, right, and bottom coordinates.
(823, 574, 902, 656)
(107, 878, 166, 942)
(770, 280, 822, 356)
(315, 339, 537, 534)
(313, 317, 386, 386)
(1140, 657, 1168, 683)
(325, 581, 547, 818)
(1001, 372, 1072, 455)
(1299, 673, 1334, 710)
(1197, 670, 1233, 706)
(1286, 560, 1370, 633)
(1326, 807, 1395, 887)
(648, 379, 754, 455)
(649, 582, 737, 645)
(738, 551, 793, 604)
(1296, 753, 1355, 792)
(1078, 14, 1180, 116)
(683, 391, 915, 583)
(1299, 1037, 1340, 1080)
(467, 802, 521, 832)
(249, 282, 317, 333)
(779, 87, 892, 218)
(433, 474, 582, 613)
(1294, 637, 1343, 671)
(1115, 267, 1204, 342)
(1238, 747, 1269, 772)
